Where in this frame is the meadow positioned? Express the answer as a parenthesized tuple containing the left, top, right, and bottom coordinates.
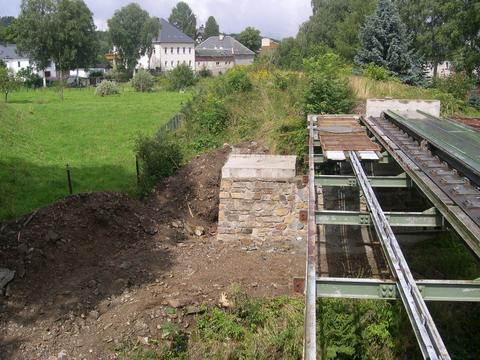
(0, 86, 189, 220)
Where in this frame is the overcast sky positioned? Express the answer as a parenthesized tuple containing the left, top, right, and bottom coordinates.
(2, 0, 312, 40)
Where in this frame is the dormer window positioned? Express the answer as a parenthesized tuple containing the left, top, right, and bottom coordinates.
(171, 47, 173, 54)
(183, 47, 185, 54)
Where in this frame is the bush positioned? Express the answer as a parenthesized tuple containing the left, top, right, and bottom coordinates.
(431, 73, 473, 100)
(95, 80, 119, 96)
(130, 69, 155, 92)
(17, 66, 43, 88)
(198, 66, 212, 78)
(363, 63, 392, 81)
(468, 89, 480, 110)
(168, 64, 196, 91)
(104, 67, 130, 82)
(304, 53, 355, 114)
(136, 133, 183, 195)
(194, 93, 229, 134)
(224, 66, 252, 93)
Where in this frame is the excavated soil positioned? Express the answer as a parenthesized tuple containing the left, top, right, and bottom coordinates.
(0, 143, 304, 360)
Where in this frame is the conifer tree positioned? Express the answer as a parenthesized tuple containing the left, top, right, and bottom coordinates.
(355, 0, 422, 83)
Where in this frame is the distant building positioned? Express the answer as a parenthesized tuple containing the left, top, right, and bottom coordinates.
(0, 43, 57, 84)
(195, 34, 255, 75)
(137, 18, 195, 72)
(260, 38, 279, 53)
(426, 61, 454, 78)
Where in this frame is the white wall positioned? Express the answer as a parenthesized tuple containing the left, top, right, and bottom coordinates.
(426, 61, 454, 78)
(4, 58, 57, 79)
(234, 55, 254, 66)
(138, 42, 195, 71)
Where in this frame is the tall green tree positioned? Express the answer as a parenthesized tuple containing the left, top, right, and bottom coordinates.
(108, 3, 155, 75)
(238, 27, 261, 52)
(168, 1, 196, 39)
(16, 0, 97, 96)
(141, 17, 161, 69)
(355, 0, 420, 83)
(454, 0, 480, 78)
(203, 16, 219, 39)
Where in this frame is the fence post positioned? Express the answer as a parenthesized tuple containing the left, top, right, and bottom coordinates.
(66, 164, 73, 195)
(135, 155, 140, 186)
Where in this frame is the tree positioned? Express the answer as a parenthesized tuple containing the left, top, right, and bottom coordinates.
(0, 67, 20, 102)
(355, 0, 420, 83)
(141, 17, 161, 69)
(168, 1, 196, 39)
(453, 0, 480, 78)
(238, 27, 261, 53)
(204, 16, 219, 39)
(0, 17, 17, 43)
(16, 0, 97, 97)
(108, 3, 156, 75)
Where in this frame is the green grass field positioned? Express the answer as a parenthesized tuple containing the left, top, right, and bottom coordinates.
(0, 86, 189, 220)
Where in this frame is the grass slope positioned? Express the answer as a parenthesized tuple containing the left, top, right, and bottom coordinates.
(0, 87, 188, 220)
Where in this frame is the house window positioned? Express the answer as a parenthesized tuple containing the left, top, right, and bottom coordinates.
(216, 61, 220, 65)
(171, 47, 173, 54)
(189, 47, 191, 54)
(225, 61, 228, 65)
(45, 71, 51, 77)
(18, 61, 21, 67)
(153, 48, 156, 54)
(183, 47, 185, 54)
(177, 60, 180, 65)
(177, 47, 179, 54)
(165, 61, 168, 67)
(183, 60, 185, 64)
(189, 60, 191, 66)
(165, 48, 167, 54)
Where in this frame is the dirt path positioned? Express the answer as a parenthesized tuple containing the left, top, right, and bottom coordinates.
(0, 144, 304, 360)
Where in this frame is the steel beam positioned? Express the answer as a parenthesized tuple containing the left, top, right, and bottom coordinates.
(317, 277, 480, 302)
(349, 151, 450, 359)
(315, 173, 410, 188)
(316, 208, 443, 227)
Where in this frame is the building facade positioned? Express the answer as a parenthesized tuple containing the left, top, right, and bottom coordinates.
(0, 44, 57, 82)
(260, 38, 279, 54)
(137, 18, 195, 72)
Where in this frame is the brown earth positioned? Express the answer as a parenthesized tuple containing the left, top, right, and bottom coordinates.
(0, 143, 304, 360)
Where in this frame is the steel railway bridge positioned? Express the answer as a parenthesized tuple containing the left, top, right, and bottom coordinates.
(301, 100, 480, 360)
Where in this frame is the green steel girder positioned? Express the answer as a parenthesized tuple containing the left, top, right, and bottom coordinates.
(315, 173, 411, 188)
(316, 277, 480, 302)
(315, 208, 443, 227)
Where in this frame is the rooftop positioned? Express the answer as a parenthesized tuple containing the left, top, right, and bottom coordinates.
(0, 44, 26, 60)
(153, 18, 195, 44)
(196, 35, 255, 56)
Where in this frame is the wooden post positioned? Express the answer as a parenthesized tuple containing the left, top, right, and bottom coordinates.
(135, 156, 140, 186)
(66, 164, 73, 195)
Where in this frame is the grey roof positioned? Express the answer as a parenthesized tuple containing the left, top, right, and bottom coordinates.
(0, 44, 27, 60)
(196, 36, 255, 56)
(195, 48, 234, 57)
(154, 18, 194, 44)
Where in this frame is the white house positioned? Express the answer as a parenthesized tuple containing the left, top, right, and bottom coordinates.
(0, 43, 57, 85)
(195, 34, 255, 72)
(137, 18, 195, 72)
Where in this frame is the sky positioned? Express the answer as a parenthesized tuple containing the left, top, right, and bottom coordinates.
(2, 0, 312, 40)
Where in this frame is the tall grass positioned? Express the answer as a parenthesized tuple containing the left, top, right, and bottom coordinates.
(350, 75, 480, 116)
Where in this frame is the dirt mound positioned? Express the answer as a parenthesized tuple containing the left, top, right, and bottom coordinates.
(0, 141, 301, 360)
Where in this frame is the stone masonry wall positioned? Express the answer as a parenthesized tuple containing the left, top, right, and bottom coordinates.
(217, 178, 307, 248)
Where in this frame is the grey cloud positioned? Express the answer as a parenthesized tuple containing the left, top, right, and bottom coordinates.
(3, 0, 311, 39)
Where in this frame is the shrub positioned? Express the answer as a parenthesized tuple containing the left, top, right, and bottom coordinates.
(136, 133, 183, 195)
(17, 66, 43, 88)
(168, 64, 196, 91)
(468, 89, 480, 110)
(304, 53, 355, 114)
(95, 80, 119, 96)
(104, 67, 130, 82)
(195, 93, 229, 134)
(130, 69, 155, 92)
(363, 63, 392, 81)
(198, 66, 212, 78)
(431, 73, 474, 100)
(224, 66, 252, 93)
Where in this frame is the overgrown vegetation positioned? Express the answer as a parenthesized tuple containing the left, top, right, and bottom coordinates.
(168, 64, 197, 91)
(131, 69, 155, 92)
(136, 133, 183, 195)
(304, 53, 355, 114)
